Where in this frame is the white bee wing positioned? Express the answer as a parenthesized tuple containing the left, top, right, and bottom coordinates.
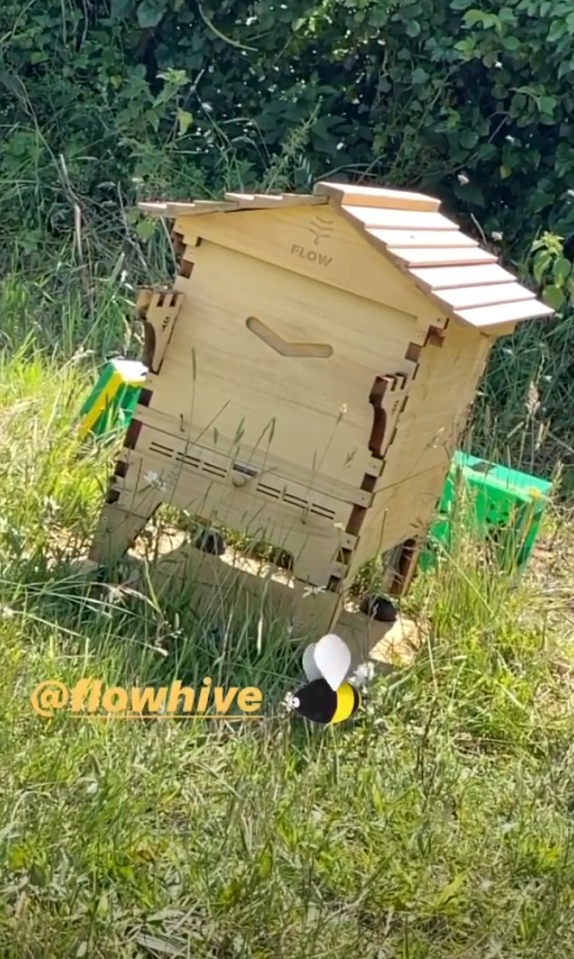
(301, 643, 322, 682)
(314, 633, 351, 691)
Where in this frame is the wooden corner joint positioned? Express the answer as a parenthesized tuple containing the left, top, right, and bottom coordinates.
(426, 325, 446, 347)
(171, 230, 186, 258)
(136, 287, 184, 374)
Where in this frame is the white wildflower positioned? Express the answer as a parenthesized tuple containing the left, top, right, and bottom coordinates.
(302, 584, 326, 598)
(282, 692, 300, 713)
(143, 470, 166, 491)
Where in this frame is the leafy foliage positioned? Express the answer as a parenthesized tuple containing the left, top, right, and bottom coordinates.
(3, 0, 574, 473)
(3, 0, 574, 234)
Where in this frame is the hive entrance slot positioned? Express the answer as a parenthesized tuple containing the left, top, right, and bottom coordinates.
(246, 316, 333, 358)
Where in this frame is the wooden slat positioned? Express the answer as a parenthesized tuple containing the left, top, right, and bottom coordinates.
(343, 206, 459, 231)
(139, 196, 327, 217)
(456, 299, 555, 328)
(171, 201, 238, 216)
(368, 228, 478, 249)
(224, 192, 327, 209)
(410, 262, 517, 291)
(190, 200, 236, 210)
(138, 202, 169, 216)
(314, 181, 441, 212)
(135, 404, 375, 507)
(434, 282, 536, 312)
(389, 247, 497, 268)
(224, 192, 288, 205)
(138, 200, 238, 217)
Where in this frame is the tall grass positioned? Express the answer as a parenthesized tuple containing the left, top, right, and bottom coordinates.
(1, 320, 574, 958)
(2, 134, 574, 956)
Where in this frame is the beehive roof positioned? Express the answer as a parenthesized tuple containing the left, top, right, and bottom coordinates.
(139, 181, 554, 332)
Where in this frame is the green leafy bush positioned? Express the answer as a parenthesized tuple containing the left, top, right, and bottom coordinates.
(3, 0, 574, 474)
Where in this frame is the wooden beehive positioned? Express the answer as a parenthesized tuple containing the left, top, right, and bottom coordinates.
(88, 181, 553, 661)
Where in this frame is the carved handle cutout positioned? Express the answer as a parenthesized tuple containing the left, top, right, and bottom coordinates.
(246, 316, 333, 358)
(368, 372, 411, 459)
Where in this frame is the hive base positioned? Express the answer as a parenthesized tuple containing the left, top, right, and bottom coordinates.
(72, 537, 421, 670)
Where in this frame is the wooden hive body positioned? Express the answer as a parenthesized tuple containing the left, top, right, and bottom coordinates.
(88, 182, 553, 657)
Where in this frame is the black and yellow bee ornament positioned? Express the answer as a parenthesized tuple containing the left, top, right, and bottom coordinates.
(286, 633, 362, 726)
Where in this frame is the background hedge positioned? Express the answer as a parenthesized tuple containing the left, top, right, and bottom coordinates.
(2, 0, 574, 480)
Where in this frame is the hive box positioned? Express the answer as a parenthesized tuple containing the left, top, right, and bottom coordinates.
(87, 182, 553, 660)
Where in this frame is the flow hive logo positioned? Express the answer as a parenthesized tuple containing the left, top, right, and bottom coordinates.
(30, 677, 264, 720)
(309, 214, 334, 246)
(285, 633, 362, 726)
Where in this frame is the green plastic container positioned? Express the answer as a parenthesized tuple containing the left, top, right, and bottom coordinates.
(420, 451, 552, 575)
(78, 359, 147, 440)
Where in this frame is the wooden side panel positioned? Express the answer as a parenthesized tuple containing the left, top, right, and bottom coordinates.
(377, 324, 492, 490)
(345, 324, 494, 577)
(137, 288, 184, 374)
(114, 442, 357, 587)
(174, 207, 439, 319)
(132, 405, 377, 509)
(347, 464, 449, 575)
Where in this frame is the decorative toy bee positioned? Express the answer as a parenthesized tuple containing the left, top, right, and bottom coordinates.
(286, 633, 362, 726)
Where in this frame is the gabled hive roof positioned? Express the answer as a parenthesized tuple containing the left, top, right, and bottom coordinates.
(139, 181, 554, 332)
